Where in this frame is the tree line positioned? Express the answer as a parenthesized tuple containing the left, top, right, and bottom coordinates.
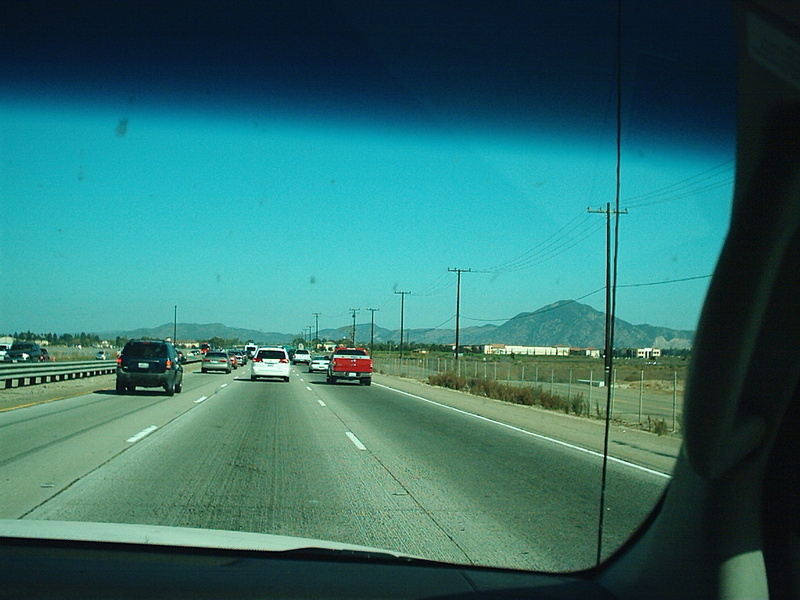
(4, 331, 104, 347)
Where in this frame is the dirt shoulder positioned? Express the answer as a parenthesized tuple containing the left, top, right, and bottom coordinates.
(373, 373, 681, 476)
(0, 374, 117, 413)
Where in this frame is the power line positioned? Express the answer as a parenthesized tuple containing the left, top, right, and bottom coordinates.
(618, 273, 712, 288)
(474, 161, 733, 277)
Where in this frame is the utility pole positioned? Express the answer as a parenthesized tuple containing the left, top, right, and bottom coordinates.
(588, 201, 627, 565)
(395, 291, 410, 359)
(448, 268, 471, 360)
(587, 203, 627, 389)
(349, 308, 359, 346)
(313, 313, 320, 348)
(366, 308, 379, 357)
(173, 305, 177, 345)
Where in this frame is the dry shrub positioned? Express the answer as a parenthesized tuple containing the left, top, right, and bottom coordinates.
(428, 372, 467, 390)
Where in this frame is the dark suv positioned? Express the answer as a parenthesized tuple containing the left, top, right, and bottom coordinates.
(3, 342, 48, 362)
(116, 339, 183, 395)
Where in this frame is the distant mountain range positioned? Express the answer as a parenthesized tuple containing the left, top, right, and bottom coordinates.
(100, 300, 694, 349)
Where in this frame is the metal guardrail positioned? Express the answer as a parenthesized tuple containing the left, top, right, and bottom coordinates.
(0, 356, 203, 390)
(0, 360, 118, 389)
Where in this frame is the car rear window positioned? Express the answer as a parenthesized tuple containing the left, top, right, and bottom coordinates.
(334, 349, 366, 356)
(257, 350, 286, 360)
(206, 352, 227, 358)
(125, 342, 167, 358)
(11, 343, 35, 350)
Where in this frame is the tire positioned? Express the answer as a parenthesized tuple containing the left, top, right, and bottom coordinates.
(175, 381, 182, 393)
(251, 374, 257, 381)
(327, 375, 337, 384)
(116, 381, 125, 394)
(201, 368, 207, 373)
(127, 385, 135, 393)
(226, 368, 231, 374)
(361, 378, 372, 386)
(165, 381, 175, 396)
(284, 376, 290, 382)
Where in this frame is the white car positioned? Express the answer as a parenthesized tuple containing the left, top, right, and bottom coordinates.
(251, 347, 290, 382)
(308, 355, 330, 373)
(292, 349, 311, 365)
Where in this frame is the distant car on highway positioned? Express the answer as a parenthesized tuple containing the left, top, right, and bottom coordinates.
(115, 339, 183, 395)
(201, 351, 232, 374)
(308, 355, 330, 373)
(292, 348, 311, 365)
(95, 350, 108, 360)
(3, 342, 48, 362)
(251, 347, 290, 382)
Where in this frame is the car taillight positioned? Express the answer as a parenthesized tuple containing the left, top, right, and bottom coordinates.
(116, 357, 122, 366)
(203, 357, 210, 362)
(279, 358, 289, 363)
(166, 359, 173, 369)
(253, 357, 262, 362)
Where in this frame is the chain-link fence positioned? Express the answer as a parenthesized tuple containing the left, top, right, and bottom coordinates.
(373, 356, 684, 433)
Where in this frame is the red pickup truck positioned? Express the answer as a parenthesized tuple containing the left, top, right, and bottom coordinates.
(327, 347, 373, 386)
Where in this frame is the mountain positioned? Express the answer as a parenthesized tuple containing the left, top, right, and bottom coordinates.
(99, 323, 293, 345)
(486, 300, 694, 349)
(100, 301, 694, 349)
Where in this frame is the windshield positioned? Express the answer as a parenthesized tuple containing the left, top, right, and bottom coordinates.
(0, 0, 735, 573)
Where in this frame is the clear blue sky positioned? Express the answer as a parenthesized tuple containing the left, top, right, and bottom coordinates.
(1, 0, 736, 338)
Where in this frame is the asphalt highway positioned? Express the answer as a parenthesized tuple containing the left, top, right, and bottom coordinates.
(0, 365, 672, 572)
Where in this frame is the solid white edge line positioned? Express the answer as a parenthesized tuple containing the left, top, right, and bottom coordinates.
(374, 383, 671, 479)
(345, 431, 367, 451)
(126, 425, 158, 443)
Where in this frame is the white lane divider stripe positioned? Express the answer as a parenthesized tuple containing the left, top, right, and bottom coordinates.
(345, 431, 366, 450)
(126, 425, 158, 443)
(194, 396, 208, 404)
(306, 386, 312, 391)
(220, 384, 228, 388)
(318, 399, 326, 406)
(375, 383, 671, 479)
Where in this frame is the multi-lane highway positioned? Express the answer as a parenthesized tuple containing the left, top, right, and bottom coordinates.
(0, 364, 675, 572)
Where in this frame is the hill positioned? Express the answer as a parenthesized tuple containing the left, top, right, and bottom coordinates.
(100, 301, 694, 350)
(99, 323, 293, 345)
(486, 300, 693, 349)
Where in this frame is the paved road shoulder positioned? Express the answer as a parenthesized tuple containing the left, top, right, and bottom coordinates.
(373, 373, 680, 476)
